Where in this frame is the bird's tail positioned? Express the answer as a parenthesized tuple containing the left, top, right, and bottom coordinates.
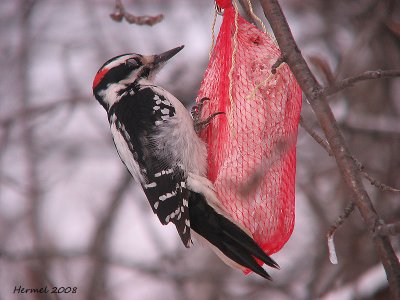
(188, 192, 279, 280)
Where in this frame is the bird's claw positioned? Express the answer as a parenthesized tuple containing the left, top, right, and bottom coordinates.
(192, 97, 224, 133)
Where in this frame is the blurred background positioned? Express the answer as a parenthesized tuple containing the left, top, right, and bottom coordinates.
(0, 0, 399, 299)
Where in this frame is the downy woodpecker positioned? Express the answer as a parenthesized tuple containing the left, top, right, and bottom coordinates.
(92, 45, 279, 279)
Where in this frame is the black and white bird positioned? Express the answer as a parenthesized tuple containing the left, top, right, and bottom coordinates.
(92, 45, 279, 279)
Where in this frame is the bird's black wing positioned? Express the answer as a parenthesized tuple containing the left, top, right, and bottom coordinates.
(108, 86, 191, 247)
(189, 192, 280, 279)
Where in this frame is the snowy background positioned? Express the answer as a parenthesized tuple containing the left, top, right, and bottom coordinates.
(1, 0, 399, 299)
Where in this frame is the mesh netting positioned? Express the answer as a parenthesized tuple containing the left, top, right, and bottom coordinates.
(196, 4, 302, 256)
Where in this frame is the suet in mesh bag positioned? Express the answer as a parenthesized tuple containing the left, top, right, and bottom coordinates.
(196, 1, 302, 261)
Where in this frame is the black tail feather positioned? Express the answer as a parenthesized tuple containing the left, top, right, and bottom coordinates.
(189, 192, 279, 279)
(221, 237, 272, 280)
(222, 219, 280, 269)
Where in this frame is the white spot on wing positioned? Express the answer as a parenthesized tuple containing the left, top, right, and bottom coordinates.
(154, 201, 159, 210)
(154, 169, 173, 177)
(159, 191, 177, 201)
(144, 182, 157, 188)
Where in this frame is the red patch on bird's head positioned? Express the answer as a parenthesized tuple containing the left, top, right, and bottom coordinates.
(92, 67, 109, 90)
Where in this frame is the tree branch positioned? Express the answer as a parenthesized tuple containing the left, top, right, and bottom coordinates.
(237, 0, 266, 31)
(110, 0, 163, 26)
(300, 117, 400, 192)
(323, 69, 400, 97)
(376, 222, 400, 236)
(258, 0, 400, 298)
(350, 156, 400, 193)
(238, 0, 259, 26)
(327, 201, 356, 239)
(299, 116, 333, 156)
(271, 55, 285, 74)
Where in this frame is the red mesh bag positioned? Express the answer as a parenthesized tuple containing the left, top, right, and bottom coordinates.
(196, 2, 302, 259)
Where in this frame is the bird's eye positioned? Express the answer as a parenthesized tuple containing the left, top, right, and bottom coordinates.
(126, 58, 141, 69)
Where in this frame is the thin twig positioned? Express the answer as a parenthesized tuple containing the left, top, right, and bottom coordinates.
(376, 222, 400, 236)
(322, 69, 400, 97)
(327, 201, 356, 239)
(110, 0, 163, 26)
(351, 156, 400, 193)
(299, 116, 333, 156)
(271, 54, 285, 74)
(308, 55, 335, 85)
(300, 117, 400, 192)
(326, 201, 356, 266)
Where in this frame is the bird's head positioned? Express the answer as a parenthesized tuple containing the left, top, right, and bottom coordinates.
(92, 45, 184, 110)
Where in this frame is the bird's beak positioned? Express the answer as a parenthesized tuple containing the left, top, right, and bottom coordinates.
(138, 46, 184, 80)
(153, 45, 184, 65)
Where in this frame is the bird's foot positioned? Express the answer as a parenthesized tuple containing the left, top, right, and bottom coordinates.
(191, 97, 224, 133)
